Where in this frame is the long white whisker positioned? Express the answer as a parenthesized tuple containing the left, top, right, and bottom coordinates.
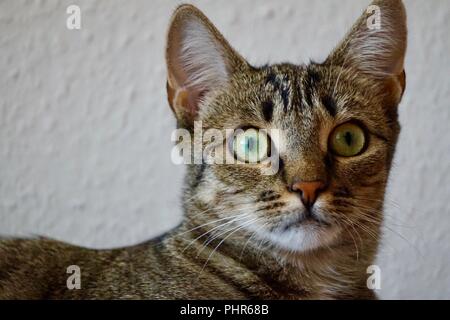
(197, 217, 263, 278)
(181, 212, 252, 253)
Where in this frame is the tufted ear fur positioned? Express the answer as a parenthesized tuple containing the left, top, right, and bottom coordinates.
(326, 0, 407, 103)
(166, 4, 247, 128)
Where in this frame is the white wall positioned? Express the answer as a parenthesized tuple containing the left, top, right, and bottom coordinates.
(1, 0, 449, 299)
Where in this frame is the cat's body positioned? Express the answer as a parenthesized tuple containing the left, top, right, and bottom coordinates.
(0, 229, 375, 299)
(0, 0, 406, 300)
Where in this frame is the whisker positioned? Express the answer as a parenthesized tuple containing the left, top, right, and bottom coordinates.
(177, 211, 250, 237)
(181, 210, 253, 253)
(197, 217, 263, 278)
(197, 218, 253, 258)
(239, 222, 268, 261)
(340, 217, 361, 260)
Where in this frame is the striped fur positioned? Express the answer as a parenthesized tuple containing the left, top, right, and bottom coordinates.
(0, 0, 406, 299)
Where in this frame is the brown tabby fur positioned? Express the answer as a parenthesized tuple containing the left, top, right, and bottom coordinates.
(0, 0, 407, 299)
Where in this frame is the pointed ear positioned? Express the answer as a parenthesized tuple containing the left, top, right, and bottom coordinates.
(326, 0, 407, 101)
(166, 4, 246, 127)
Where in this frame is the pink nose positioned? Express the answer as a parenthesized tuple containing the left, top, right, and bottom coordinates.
(291, 181, 326, 208)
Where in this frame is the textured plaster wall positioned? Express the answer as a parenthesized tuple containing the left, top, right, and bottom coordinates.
(1, 0, 449, 299)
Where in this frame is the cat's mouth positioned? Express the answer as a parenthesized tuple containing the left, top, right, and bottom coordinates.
(283, 211, 331, 231)
(280, 210, 331, 231)
(257, 209, 339, 252)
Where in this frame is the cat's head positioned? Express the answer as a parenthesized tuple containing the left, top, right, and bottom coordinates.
(166, 0, 406, 254)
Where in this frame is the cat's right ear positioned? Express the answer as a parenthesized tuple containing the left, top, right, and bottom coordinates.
(166, 5, 246, 128)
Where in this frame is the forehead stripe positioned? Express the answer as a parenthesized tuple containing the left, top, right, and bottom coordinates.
(303, 69, 320, 108)
(266, 72, 290, 112)
(261, 100, 274, 122)
(321, 94, 337, 117)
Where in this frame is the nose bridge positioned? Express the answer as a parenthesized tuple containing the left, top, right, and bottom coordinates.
(294, 156, 326, 182)
(281, 111, 327, 184)
(284, 148, 327, 184)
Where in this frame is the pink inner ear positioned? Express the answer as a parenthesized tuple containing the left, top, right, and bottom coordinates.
(187, 88, 206, 117)
(173, 86, 207, 120)
(166, 5, 247, 126)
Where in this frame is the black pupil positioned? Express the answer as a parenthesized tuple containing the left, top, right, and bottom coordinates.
(344, 131, 353, 146)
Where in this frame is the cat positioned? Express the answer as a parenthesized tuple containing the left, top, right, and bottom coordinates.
(0, 0, 407, 299)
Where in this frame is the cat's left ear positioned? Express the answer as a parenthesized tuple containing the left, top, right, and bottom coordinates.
(326, 0, 407, 103)
(166, 4, 247, 128)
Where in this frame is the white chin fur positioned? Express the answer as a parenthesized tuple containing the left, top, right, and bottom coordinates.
(262, 224, 340, 252)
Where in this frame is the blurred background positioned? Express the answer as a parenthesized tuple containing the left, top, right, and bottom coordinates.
(1, 0, 449, 299)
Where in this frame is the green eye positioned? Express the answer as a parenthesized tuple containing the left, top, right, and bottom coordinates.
(329, 123, 366, 157)
(233, 128, 269, 163)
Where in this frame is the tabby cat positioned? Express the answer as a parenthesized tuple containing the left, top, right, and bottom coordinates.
(0, 0, 407, 299)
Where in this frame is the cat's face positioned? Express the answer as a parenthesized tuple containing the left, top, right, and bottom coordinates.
(193, 63, 400, 252)
(166, 1, 406, 253)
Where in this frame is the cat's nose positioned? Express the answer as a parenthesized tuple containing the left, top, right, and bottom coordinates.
(291, 180, 326, 208)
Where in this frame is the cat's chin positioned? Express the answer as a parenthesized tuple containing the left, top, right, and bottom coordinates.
(261, 221, 341, 253)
